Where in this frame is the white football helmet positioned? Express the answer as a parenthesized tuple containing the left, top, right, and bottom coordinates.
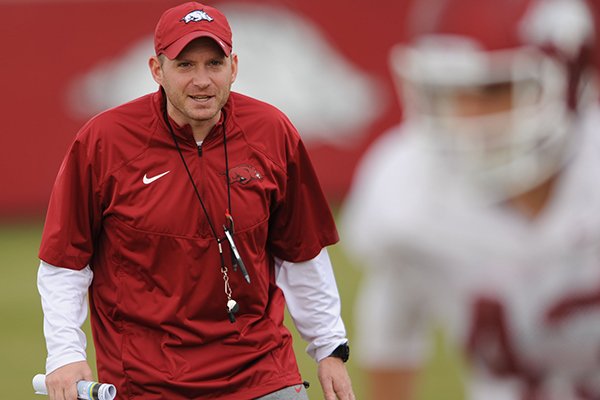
(391, 0, 596, 201)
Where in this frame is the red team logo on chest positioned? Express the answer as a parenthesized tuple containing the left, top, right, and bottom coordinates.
(228, 164, 263, 185)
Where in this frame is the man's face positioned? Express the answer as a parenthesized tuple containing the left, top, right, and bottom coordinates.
(417, 82, 518, 119)
(150, 37, 238, 135)
(450, 82, 515, 117)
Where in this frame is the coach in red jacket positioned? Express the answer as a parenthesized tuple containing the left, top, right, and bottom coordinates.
(37, 2, 354, 399)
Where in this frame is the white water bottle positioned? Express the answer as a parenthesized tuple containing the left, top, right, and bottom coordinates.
(32, 374, 117, 400)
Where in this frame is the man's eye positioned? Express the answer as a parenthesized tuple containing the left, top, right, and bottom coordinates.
(178, 62, 192, 68)
(209, 59, 224, 67)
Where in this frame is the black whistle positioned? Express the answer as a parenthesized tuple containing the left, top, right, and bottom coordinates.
(227, 299, 239, 323)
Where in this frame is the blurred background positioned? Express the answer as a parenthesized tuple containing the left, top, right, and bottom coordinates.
(1, 0, 600, 399)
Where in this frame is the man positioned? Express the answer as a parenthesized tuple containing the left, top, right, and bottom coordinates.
(37, 2, 354, 399)
(342, 0, 600, 399)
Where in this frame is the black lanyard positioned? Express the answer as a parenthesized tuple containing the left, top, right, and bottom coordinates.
(161, 97, 249, 323)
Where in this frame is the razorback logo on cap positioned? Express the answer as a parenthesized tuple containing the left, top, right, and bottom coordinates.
(181, 10, 214, 24)
(154, 3, 233, 58)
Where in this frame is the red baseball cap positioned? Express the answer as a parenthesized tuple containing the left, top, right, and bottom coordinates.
(154, 2, 233, 59)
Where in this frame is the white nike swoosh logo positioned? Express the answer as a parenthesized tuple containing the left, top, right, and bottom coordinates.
(143, 171, 171, 185)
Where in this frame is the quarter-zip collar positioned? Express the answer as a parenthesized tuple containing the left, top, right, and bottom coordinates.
(152, 88, 236, 147)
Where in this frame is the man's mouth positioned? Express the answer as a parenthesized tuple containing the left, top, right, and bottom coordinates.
(189, 95, 212, 102)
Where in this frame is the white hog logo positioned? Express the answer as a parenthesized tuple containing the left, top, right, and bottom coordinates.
(181, 10, 214, 24)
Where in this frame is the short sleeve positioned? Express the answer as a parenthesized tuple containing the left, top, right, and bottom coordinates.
(267, 139, 338, 262)
(39, 134, 103, 270)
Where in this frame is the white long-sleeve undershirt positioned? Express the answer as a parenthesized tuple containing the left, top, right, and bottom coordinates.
(274, 248, 348, 362)
(37, 248, 347, 373)
(37, 262, 93, 374)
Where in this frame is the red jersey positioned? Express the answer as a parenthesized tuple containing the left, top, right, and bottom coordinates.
(39, 90, 338, 399)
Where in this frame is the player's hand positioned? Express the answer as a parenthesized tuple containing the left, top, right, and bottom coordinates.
(317, 357, 355, 400)
(46, 360, 93, 400)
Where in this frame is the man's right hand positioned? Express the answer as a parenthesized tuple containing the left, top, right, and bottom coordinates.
(45, 361, 93, 400)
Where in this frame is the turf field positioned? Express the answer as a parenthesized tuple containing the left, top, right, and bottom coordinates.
(0, 221, 465, 399)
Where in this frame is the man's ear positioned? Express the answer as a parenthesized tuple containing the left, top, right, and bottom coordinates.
(149, 56, 163, 86)
(230, 53, 239, 84)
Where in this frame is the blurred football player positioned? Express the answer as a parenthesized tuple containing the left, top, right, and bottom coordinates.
(342, 0, 600, 399)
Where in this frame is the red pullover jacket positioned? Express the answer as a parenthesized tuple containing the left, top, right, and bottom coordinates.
(39, 89, 339, 399)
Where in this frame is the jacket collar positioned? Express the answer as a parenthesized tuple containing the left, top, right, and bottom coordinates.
(152, 88, 235, 145)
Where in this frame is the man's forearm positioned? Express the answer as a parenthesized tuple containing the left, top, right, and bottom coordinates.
(274, 248, 348, 362)
(37, 261, 93, 374)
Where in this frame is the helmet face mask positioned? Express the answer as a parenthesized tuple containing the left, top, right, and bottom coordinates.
(391, 0, 595, 201)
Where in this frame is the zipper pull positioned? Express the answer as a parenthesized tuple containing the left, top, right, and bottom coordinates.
(197, 143, 203, 157)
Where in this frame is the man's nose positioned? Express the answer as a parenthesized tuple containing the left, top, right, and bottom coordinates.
(191, 69, 211, 87)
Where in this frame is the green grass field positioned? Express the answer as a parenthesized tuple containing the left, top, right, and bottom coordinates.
(0, 221, 465, 399)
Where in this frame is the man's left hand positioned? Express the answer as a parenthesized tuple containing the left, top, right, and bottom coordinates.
(317, 357, 356, 400)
